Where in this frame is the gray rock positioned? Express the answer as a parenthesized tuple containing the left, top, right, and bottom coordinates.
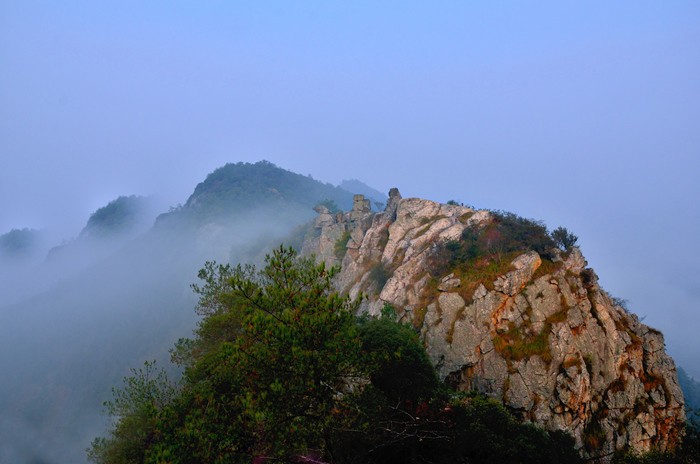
(438, 273, 461, 291)
(384, 187, 402, 219)
(494, 252, 542, 296)
(301, 192, 686, 459)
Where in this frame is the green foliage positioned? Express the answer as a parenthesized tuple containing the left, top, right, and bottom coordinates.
(81, 195, 150, 237)
(493, 321, 552, 363)
(88, 361, 176, 464)
(489, 211, 556, 256)
(357, 313, 440, 404)
(380, 302, 398, 319)
(551, 226, 578, 251)
(104, 361, 176, 418)
(444, 394, 583, 464)
(446, 199, 460, 205)
(91, 247, 365, 462)
(432, 210, 555, 276)
(91, 246, 583, 464)
(159, 161, 354, 225)
(492, 309, 567, 364)
(340, 393, 583, 464)
(334, 229, 351, 259)
(0, 227, 43, 258)
(189, 261, 235, 316)
(611, 449, 680, 464)
(316, 198, 340, 214)
(429, 210, 560, 303)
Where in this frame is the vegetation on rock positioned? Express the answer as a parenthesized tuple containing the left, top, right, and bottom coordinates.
(610, 415, 700, 463)
(428, 210, 563, 305)
(551, 226, 578, 251)
(334, 230, 352, 260)
(316, 198, 340, 214)
(298, 193, 693, 461)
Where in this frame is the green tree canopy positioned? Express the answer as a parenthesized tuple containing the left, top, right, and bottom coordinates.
(551, 226, 578, 251)
(90, 246, 584, 464)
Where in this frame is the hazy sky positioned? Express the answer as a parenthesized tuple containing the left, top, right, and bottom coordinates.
(1, 2, 699, 373)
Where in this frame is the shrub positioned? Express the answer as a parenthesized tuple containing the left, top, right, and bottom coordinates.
(493, 322, 553, 363)
(551, 226, 578, 251)
(316, 198, 340, 214)
(334, 230, 351, 259)
(493, 309, 568, 364)
(431, 210, 555, 276)
(611, 295, 630, 312)
(358, 315, 440, 404)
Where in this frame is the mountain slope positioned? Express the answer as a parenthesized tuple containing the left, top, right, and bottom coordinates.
(79, 195, 156, 239)
(302, 189, 686, 459)
(158, 160, 354, 227)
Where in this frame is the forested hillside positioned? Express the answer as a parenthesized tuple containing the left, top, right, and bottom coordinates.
(157, 161, 355, 228)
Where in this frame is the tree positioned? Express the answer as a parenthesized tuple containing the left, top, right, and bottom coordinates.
(87, 361, 176, 464)
(551, 226, 578, 251)
(357, 306, 439, 404)
(90, 246, 583, 464)
(315, 198, 340, 214)
(222, 246, 363, 457)
(91, 246, 365, 463)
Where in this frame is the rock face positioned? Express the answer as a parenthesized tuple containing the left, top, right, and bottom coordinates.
(302, 190, 686, 460)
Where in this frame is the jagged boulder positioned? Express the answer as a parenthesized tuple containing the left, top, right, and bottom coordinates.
(303, 189, 686, 461)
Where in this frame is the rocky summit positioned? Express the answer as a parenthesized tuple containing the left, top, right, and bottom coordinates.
(302, 189, 686, 461)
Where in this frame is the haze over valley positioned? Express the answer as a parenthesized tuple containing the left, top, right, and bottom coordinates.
(1, 2, 699, 463)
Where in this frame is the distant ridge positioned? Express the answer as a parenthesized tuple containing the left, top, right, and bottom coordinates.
(339, 178, 385, 207)
(157, 161, 356, 227)
(0, 228, 46, 261)
(79, 195, 154, 239)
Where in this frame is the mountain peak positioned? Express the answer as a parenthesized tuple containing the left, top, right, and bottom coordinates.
(157, 161, 356, 228)
(80, 195, 154, 239)
(302, 190, 686, 459)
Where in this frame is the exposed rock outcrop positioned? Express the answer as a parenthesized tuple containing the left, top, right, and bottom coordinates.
(302, 189, 686, 460)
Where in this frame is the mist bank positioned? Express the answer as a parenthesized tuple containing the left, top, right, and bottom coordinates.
(0, 213, 326, 463)
(0, 162, 360, 463)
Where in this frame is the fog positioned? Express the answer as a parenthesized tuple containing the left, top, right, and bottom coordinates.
(1, 2, 699, 462)
(0, 194, 326, 462)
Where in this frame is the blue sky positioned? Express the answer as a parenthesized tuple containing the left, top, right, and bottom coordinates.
(1, 1, 699, 373)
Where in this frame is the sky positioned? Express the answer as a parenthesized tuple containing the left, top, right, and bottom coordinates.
(1, 2, 699, 373)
